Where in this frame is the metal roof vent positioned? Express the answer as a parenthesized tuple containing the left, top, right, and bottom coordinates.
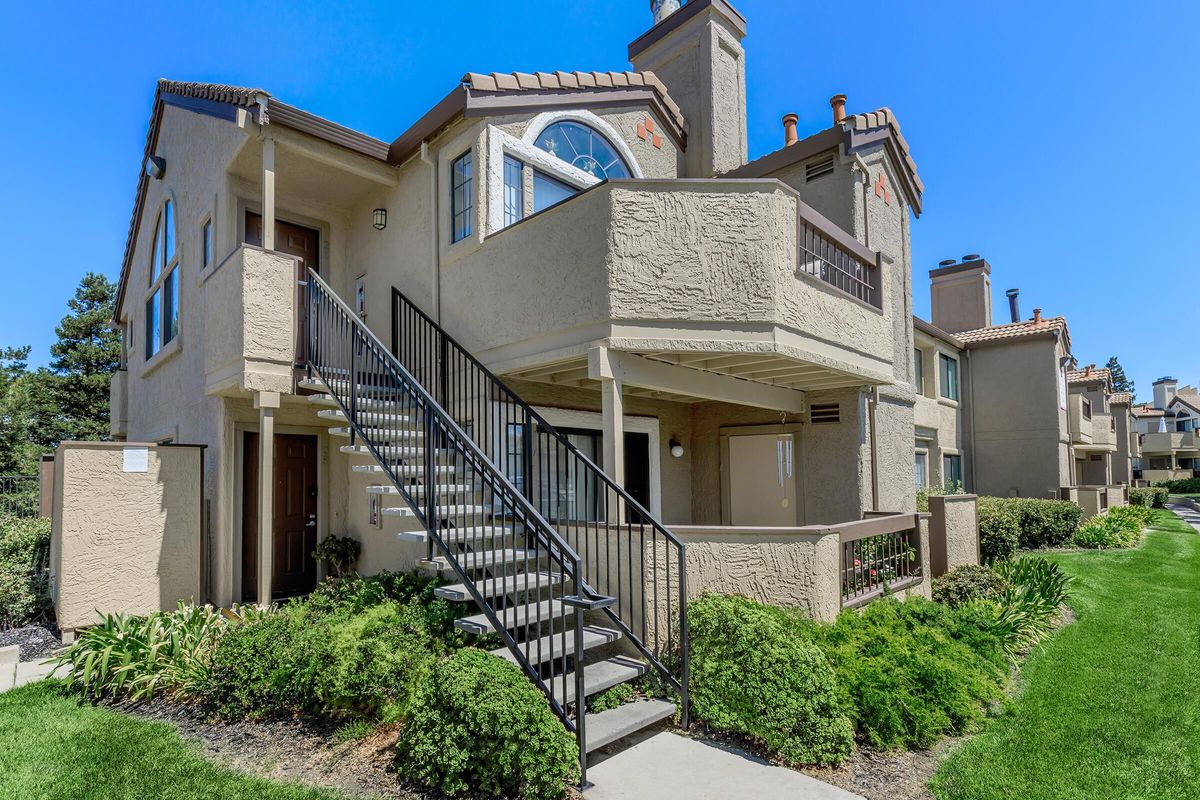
(805, 156, 835, 181)
(938, 259, 957, 267)
(809, 402, 841, 424)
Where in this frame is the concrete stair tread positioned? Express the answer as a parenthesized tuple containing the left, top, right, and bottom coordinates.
(329, 427, 423, 441)
(367, 483, 474, 496)
(492, 625, 621, 667)
(398, 525, 517, 544)
(435, 571, 562, 601)
(584, 699, 677, 753)
(552, 656, 648, 707)
(454, 598, 568, 634)
(383, 504, 488, 519)
(317, 408, 417, 424)
(351, 463, 455, 476)
(421, 547, 534, 572)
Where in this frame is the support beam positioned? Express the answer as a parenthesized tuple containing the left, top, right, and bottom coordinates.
(261, 137, 276, 250)
(590, 347, 806, 413)
(255, 391, 280, 606)
(600, 376, 625, 487)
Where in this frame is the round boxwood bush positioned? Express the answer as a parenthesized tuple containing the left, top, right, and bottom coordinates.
(201, 612, 314, 720)
(688, 593, 853, 766)
(977, 498, 1021, 563)
(932, 564, 1009, 607)
(396, 648, 578, 800)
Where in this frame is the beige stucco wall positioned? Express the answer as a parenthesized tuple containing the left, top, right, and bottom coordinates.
(928, 494, 979, 576)
(51, 442, 203, 631)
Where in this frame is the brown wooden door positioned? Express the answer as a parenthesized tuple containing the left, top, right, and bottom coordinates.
(245, 211, 320, 363)
(241, 432, 319, 600)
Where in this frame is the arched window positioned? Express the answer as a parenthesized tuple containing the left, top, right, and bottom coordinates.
(534, 121, 631, 180)
(145, 199, 179, 359)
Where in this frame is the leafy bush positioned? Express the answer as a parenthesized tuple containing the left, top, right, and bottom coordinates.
(1073, 505, 1152, 550)
(312, 534, 361, 577)
(57, 603, 227, 701)
(302, 571, 465, 648)
(397, 648, 578, 800)
(588, 681, 635, 714)
(815, 598, 1008, 750)
(688, 593, 854, 766)
(1129, 486, 1168, 508)
(1154, 477, 1200, 493)
(201, 611, 312, 720)
(932, 565, 1009, 607)
(0, 514, 52, 629)
(977, 498, 1021, 563)
(991, 557, 1071, 657)
(916, 483, 964, 513)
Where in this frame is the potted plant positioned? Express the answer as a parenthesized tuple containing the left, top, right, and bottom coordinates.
(312, 534, 362, 578)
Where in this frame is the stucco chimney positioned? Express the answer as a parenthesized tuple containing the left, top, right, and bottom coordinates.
(929, 255, 992, 334)
(782, 113, 799, 146)
(830, 93, 847, 124)
(630, 0, 748, 177)
(1153, 376, 1179, 410)
(1005, 288, 1020, 323)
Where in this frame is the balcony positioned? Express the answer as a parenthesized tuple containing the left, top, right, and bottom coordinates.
(1141, 431, 1200, 455)
(440, 179, 895, 401)
(1069, 396, 1116, 451)
(1129, 430, 1142, 458)
(202, 245, 301, 397)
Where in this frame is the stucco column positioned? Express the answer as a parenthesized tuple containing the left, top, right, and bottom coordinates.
(255, 391, 280, 606)
(262, 136, 276, 251)
(601, 377, 625, 487)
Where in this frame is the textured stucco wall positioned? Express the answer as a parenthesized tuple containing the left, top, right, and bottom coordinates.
(52, 443, 202, 631)
(928, 494, 979, 576)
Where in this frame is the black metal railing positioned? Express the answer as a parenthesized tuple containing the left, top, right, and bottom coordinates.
(391, 288, 688, 711)
(838, 514, 923, 607)
(797, 219, 877, 307)
(307, 270, 626, 777)
(0, 475, 39, 518)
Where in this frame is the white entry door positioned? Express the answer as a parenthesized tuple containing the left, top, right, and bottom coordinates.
(726, 432, 800, 526)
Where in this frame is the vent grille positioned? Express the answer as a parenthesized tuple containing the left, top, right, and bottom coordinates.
(810, 402, 841, 424)
(805, 156, 835, 181)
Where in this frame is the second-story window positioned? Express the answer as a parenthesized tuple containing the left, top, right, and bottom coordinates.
(913, 348, 924, 395)
(502, 156, 524, 227)
(201, 218, 213, 268)
(939, 353, 959, 401)
(451, 151, 472, 243)
(1082, 397, 1092, 420)
(145, 199, 179, 360)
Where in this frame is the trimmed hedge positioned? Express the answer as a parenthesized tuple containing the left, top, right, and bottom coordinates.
(978, 497, 1082, 560)
(977, 498, 1020, 563)
(932, 565, 1009, 607)
(689, 593, 854, 766)
(0, 514, 52, 629)
(1153, 478, 1200, 494)
(1073, 505, 1153, 550)
(1129, 487, 1168, 508)
(396, 648, 578, 800)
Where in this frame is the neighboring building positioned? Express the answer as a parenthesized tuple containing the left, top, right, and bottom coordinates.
(1065, 365, 1127, 486)
(103, 0, 934, 762)
(1134, 377, 1200, 481)
(1109, 391, 1139, 486)
(912, 317, 966, 492)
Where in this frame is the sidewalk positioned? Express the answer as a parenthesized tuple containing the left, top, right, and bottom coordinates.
(1168, 502, 1200, 531)
(585, 731, 863, 800)
(0, 646, 61, 693)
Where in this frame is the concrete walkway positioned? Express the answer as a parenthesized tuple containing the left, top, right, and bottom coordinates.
(585, 731, 862, 800)
(1168, 503, 1200, 532)
(0, 646, 61, 693)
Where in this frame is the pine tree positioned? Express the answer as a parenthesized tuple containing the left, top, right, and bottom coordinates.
(48, 273, 121, 442)
(0, 346, 34, 473)
(1105, 356, 1135, 398)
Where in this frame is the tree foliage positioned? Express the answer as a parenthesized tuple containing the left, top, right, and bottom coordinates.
(1105, 356, 1135, 397)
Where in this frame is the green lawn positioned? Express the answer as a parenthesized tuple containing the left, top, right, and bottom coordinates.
(930, 509, 1200, 800)
(0, 681, 345, 800)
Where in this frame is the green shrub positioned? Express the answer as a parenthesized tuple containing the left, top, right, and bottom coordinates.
(932, 565, 1009, 607)
(1129, 487, 1167, 508)
(57, 603, 226, 701)
(397, 648, 578, 800)
(311, 534, 361, 577)
(301, 571, 465, 648)
(0, 514, 52, 629)
(1154, 477, 1200, 493)
(916, 483, 964, 513)
(977, 498, 1021, 563)
(688, 593, 853, 766)
(588, 682, 635, 714)
(1073, 505, 1151, 550)
(202, 612, 313, 720)
(990, 557, 1071, 657)
(307, 602, 436, 723)
(816, 598, 1008, 750)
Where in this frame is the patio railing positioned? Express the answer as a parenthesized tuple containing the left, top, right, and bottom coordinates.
(838, 513, 923, 607)
(0, 475, 40, 518)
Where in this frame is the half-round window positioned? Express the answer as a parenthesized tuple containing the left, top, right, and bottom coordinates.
(534, 121, 630, 180)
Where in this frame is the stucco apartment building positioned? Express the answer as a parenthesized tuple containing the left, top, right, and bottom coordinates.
(1133, 377, 1200, 481)
(98, 0, 938, 758)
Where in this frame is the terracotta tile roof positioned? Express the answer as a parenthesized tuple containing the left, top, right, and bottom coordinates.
(843, 108, 923, 194)
(1066, 367, 1112, 385)
(1109, 392, 1133, 405)
(955, 316, 1070, 346)
(461, 71, 685, 134)
(1134, 404, 1166, 417)
(156, 79, 267, 107)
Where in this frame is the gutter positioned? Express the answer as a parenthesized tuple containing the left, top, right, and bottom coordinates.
(868, 386, 880, 511)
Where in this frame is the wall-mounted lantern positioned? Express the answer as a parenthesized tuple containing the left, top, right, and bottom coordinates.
(372, 208, 387, 230)
(669, 438, 684, 458)
(144, 155, 166, 180)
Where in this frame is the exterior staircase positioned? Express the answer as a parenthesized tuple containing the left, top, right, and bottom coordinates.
(302, 270, 687, 784)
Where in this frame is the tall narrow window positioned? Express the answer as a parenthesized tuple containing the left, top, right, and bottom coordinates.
(502, 156, 524, 227)
(450, 151, 472, 243)
(943, 454, 963, 491)
(913, 348, 924, 395)
(145, 199, 179, 360)
(915, 450, 928, 488)
(202, 219, 213, 268)
(939, 353, 959, 401)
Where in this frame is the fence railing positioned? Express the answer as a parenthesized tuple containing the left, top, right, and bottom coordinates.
(391, 286, 688, 707)
(0, 475, 39, 518)
(838, 513, 923, 608)
(797, 219, 878, 308)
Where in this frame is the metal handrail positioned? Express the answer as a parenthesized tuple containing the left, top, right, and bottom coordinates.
(392, 286, 689, 719)
(306, 269, 599, 765)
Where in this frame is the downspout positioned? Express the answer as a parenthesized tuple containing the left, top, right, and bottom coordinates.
(965, 348, 978, 491)
(420, 141, 441, 323)
(868, 386, 880, 511)
(840, 147, 872, 250)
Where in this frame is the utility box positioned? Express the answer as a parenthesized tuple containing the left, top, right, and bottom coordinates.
(50, 442, 204, 635)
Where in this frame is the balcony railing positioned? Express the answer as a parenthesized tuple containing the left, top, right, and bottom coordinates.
(797, 218, 878, 307)
(837, 514, 924, 607)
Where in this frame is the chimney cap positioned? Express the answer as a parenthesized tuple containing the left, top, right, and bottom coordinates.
(830, 93, 847, 124)
(1154, 376, 1178, 384)
(782, 113, 799, 147)
(962, 253, 982, 262)
(1032, 308, 1043, 323)
(1005, 288, 1020, 297)
(938, 259, 957, 267)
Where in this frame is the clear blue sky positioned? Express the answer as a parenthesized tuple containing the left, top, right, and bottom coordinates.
(1, 0, 1195, 400)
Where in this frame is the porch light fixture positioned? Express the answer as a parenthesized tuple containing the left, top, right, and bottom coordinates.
(669, 438, 684, 458)
(372, 208, 387, 230)
(144, 155, 166, 180)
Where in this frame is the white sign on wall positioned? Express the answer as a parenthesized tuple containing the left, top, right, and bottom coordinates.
(122, 447, 149, 473)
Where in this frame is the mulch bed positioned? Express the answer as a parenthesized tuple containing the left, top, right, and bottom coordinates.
(0, 625, 61, 662)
